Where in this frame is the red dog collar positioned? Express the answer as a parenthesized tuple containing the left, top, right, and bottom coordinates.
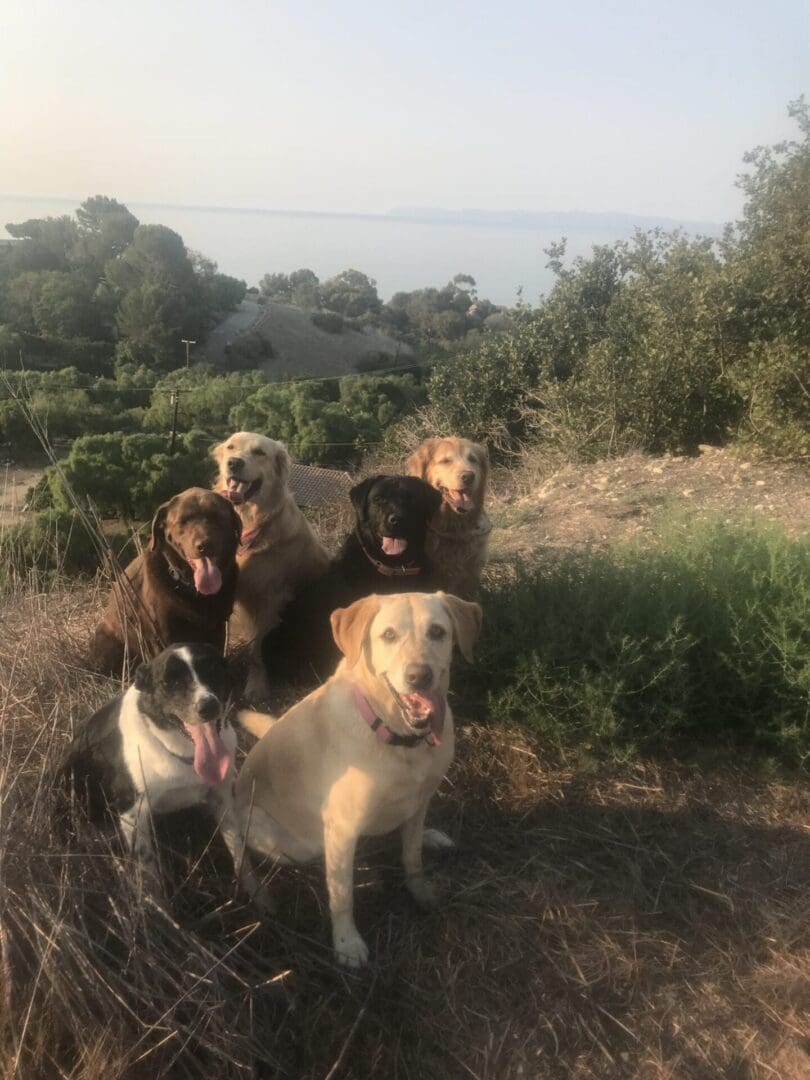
(238, 528, 259, 552)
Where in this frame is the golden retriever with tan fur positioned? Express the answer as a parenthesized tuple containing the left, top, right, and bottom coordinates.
(212, 432, 330, 701)
(236, 591, 482, 967)
(407, 436, 491, 598)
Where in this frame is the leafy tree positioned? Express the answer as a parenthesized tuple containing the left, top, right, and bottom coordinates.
(289, 268, 321, 308)
(231, 374, 424, 467)
(259, 272, 292, 300)
(259, 268, 320, 308)
(74, 195, 139, 268)
(320, 269, 380, 318)
(142, 368, 264, 434)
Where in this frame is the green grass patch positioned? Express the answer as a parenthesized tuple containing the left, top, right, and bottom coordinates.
(471, 518, 810, 767)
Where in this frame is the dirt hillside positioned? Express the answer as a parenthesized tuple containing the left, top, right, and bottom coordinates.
(489, 447, 809, 564)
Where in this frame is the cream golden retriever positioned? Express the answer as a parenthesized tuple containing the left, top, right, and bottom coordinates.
(407, 436, 491, 598)
(236, 591, 482, 967)
(212, 432, 329, 700)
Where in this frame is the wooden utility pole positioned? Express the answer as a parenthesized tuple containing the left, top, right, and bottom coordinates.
(168, 389, 179, 454)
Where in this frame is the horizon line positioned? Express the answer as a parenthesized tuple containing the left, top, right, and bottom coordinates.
(0, 193, 722, 232)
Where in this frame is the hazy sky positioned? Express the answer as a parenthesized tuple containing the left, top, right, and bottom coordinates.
(1, 0, 807, 221)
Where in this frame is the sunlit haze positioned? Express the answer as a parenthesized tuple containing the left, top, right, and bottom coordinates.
(1, 0, 807, 222)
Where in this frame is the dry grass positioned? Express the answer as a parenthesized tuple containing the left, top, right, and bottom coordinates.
(1, 578, 809, 1078)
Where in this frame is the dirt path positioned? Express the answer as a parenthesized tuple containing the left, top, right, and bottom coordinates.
(0, 460, 45, 526)
(195, 297, 262, 365)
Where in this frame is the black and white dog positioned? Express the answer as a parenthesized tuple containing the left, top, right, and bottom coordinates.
(61, 643, 267, 908)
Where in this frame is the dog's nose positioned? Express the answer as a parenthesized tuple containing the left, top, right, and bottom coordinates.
(227, 456, 244, 473)
(386, 512, 402, 530)
(404, 663, 433, 692)
(460, 471, 475, 487)
(196, 695, 221, 722)
(195, 539, 211, 555)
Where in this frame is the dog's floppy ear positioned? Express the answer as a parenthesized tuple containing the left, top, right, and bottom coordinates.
(350, 475, 383, 512)
(133, 660, 153, 692)
(224, 498, 242, 546)
(407, 438, 441, 479)
(421, 477, 442, 517)
(331, 595, 381, 669)
(150, 496, 177, 551)
(475, 441, 490, 497)
(274, 440, 291, 487)
(440, 593, 482, 663)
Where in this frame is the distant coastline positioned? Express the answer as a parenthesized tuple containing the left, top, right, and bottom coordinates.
(0, 193, 721, 235)
(0, 193, 723, 303)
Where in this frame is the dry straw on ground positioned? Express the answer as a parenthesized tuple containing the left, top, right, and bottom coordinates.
(1, 572, 809, 1079)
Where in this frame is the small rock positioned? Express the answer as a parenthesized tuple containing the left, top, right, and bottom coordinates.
(682, 489, 694, 497)
(755, 480, 766, 487)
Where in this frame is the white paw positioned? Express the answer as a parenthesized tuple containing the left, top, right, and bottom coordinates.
(334, 929, 369, 969)
(423, 828, 455, 852)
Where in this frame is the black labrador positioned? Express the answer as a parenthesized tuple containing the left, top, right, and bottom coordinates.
(261, 475, 441, 684)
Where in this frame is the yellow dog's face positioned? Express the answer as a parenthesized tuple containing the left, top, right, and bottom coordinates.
(212, 431, 291, 507)
(407, 437, 489, 514)
(331, 592, 482, 741)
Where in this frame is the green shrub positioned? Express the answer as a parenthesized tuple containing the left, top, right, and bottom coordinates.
(0, 509, 137, 586)
(469, 519, 810, 767)
(353, 351, 399, 373)
(38, 430, 211, 519)
(311, 311, 345, 334)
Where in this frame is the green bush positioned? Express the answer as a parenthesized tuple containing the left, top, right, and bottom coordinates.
(231, 374, 426, 468)
(469, 519, 810, 767)
(311, 311, 345, 334)
(38, 430, 211, 519)
(425, 102, 810, 460)
(353, 350, 400, 373)
(0, 510, 137, 586)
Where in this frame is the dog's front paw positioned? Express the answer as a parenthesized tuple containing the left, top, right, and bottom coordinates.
(333, 928, 369, 969)
(423, 828, 455, 852)
(407, 874, 438, 910)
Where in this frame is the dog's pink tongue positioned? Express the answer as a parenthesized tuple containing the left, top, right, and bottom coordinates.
(381, 536, 407, 556)
(405, 692, 447, 745)
(190, 557, 222, 596)
(449, 490, 474, 511)
(185, 722, 232, 785)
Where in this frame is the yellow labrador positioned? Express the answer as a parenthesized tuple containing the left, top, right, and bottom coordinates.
(236, 591, 481, 967)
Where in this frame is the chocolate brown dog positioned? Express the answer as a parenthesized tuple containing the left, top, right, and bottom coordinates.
(89, 488, 241, 676)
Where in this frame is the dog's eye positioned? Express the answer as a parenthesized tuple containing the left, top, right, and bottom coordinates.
(438, 457, 452, 465)
(251, 448, 266, 457)
(381, 627, 398, 643)
(468, 455, 478, 465)
(427, 623, 447, 640)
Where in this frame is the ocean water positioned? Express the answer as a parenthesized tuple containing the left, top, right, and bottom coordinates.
(0, 194, 687, 306)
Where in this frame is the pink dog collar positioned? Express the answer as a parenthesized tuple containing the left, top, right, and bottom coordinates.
(352, 685, 436, 748)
